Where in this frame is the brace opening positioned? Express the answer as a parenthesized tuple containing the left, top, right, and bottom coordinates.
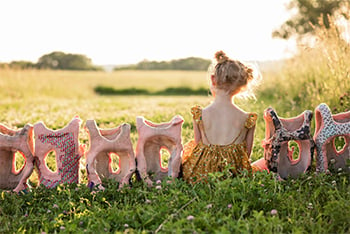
(288, 140, 300, 161)
(160, 147, 170, 169)
(109, 152, 120, 173)
(45, 150, 57, 173)
(13, 151, 26, 174)
(333, 136, 347, 154)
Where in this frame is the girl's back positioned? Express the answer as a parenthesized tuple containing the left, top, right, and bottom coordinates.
(201, 103, 248, 145)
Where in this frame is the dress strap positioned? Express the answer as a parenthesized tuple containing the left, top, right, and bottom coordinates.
(191, 105, 210, 144)
(231, 113, 257, 144)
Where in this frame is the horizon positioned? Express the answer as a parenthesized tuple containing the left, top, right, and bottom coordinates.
(0, 0, 295, 65)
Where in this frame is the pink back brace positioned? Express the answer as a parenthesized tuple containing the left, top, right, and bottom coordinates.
(135, 115, 184, 186)
(0, 124, 35, 193)
(34, 117, 83, 188)
(85, 120, 136, 190)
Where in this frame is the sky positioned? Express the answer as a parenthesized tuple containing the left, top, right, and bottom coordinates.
(0, 0, 296, 65)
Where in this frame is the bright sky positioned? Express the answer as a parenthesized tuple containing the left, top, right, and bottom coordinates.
(0, 0, 295, 65)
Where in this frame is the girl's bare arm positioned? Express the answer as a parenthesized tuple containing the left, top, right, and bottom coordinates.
(245, 125, 255, 157)
(193, 119, 201, 144)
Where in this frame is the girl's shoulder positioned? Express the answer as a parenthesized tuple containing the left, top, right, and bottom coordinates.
(233, 105, 257, 129)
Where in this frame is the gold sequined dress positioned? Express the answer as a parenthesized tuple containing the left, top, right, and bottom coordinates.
(182, 106, 259, 184)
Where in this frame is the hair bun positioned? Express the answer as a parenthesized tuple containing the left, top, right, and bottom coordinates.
(246, 67, 254, 81)
(215, 51, 229, 64)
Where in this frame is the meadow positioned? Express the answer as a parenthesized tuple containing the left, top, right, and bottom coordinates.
(1, 21, 350, 233)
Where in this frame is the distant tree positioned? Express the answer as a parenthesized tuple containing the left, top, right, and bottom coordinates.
(115, 57, 211, 71)
(37, 51, 102, 71)
(135, 59, 171, 70)
(172, 57, 211, 70)
(36, 51, 64, 69)
(273, 0, 349, 39)
(9, 61, 36, 69)
(0, 63, 9, 69)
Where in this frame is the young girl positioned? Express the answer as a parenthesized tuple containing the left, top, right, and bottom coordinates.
(182, 51, 267, 184)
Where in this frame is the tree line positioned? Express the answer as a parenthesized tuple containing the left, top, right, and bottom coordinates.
(0, 51, 103, 71)
(114, 57, 211, 71)
(0, 52, 211, 71)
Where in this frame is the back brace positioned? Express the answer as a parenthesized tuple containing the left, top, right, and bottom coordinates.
(314, 103, 350, 173)
(262, 108, 315, 179)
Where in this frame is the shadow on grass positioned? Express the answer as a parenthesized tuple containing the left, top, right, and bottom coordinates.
(94, 86, 210, 96)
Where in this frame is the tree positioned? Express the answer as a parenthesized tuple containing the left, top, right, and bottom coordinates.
(9, 61, 36, 69)
(37, 51, 102, 70)
(36, 51, 65, 69)
(114, 57, 211, 71)
(273, 0, 349, 39)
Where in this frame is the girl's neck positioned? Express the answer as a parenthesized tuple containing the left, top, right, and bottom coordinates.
(212, 89, 235, 105)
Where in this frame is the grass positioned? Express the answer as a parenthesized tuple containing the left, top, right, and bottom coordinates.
(0, 69, 207, 100)
(1, 16, 350, 233)
(0, 171, 349, 233)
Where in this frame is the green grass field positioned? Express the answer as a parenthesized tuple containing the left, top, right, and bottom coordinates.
(1, 21, 350, 233)
(1, 67, 349, 233)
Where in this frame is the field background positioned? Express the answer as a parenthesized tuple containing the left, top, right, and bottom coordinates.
(0, 67, 297, 180)
(1, 22, 350, 233)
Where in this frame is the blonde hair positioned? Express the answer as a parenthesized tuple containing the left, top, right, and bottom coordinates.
(208, 50, 261, 98)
